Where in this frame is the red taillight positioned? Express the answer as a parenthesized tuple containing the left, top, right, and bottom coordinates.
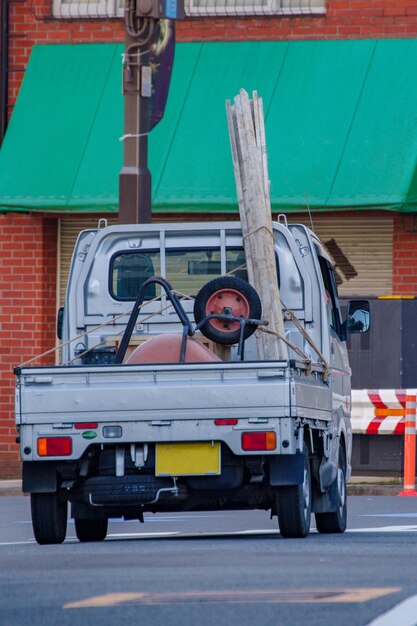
(214, 419, 238, 426)
(74, 423, 98, 430)
(241, 431, 276, 451)
(37, 437, 72, 457)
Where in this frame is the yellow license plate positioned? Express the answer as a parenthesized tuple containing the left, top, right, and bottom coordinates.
(155, 442, 221, 477)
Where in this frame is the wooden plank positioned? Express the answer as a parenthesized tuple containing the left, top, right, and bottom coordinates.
(227, 89, 288, 361)
(227, 97, 265, 359)
(241, 90, 284, 360)
(236, 91, 274, 359)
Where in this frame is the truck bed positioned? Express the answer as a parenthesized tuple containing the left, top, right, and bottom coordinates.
(15, 360, 331, 462)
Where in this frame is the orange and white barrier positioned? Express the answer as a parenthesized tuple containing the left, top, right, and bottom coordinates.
(351, 389, 408, 435)
(351, 389, 417, 497)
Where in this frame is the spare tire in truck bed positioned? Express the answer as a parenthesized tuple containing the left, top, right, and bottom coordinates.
(193, 276, 262, 345)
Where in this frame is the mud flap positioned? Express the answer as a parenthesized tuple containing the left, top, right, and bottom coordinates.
(269, 452, 304, 486)
(22, 461, 57, 493)
(312, 466, 340, 514)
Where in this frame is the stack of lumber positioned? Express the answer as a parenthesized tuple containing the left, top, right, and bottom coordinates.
(226, 89, 288, 361)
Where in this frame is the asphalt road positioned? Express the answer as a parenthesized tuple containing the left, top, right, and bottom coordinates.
(1, 495, 417, 626)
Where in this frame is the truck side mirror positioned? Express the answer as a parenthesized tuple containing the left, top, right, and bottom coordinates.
(342, 300, 371, 336)
(57, 307, 64, 340)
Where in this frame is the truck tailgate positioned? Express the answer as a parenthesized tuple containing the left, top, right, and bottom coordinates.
(16, 361, 291, 425)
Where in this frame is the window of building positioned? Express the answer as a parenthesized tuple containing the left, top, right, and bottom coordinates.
(52, 0, 118, 18)
(186, 0, 325, 17)
(52, 0, 324, 19)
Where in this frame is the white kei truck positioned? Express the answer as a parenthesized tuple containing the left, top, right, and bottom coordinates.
(14, 220, 370, 544)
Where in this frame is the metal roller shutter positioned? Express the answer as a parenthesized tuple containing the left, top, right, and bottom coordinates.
(59, 213, 393, 306)
(288, 213, 393, 296)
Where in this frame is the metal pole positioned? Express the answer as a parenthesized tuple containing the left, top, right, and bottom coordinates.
(119, 16, 157, 224)
(119, 1, 182, 224)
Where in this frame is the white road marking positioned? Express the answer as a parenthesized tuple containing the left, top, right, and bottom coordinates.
(15, 513, 232, 525)
(0, 539, 36, 546)
(348, 525, 417, 533)
(83, 526, 417, 540)
(142, 514, 232, 522)
(106, 531, 180, 538)
(366, 594, 417, 626)
(362, 513, 417, 518)
(106, 530, 277, 539)
(2, 525, 417, 547)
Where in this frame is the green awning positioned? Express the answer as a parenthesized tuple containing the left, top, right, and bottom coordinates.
(2, 39, 417, 213)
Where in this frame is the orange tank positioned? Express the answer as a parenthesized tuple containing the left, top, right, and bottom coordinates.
(125, 334, 222, 365)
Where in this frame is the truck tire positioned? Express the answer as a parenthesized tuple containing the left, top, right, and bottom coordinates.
(277, 444, 311, 538)
(315, 444, 347, 534)
(30, 492, 67, 545)
(194, 276, 262, 345)
(74, 518, 108, 542)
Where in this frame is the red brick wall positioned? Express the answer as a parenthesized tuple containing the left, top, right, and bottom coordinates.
(393, 214, 417, 295)
(0, 214, 57, 478)
(7, 0, 417, 109)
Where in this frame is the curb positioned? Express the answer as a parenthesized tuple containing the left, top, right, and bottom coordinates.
(347, 484, 401, 496)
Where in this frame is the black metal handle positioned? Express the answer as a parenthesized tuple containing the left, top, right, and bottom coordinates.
(114, 276, 193, 364)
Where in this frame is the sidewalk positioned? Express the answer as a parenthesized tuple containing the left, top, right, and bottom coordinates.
(347, 476, 403, 496)
(0, 480, 25, 496)
(0, 477, 405, 497)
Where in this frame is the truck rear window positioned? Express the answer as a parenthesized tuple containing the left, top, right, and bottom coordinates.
(111, 251, 161, 301)
(110, 248, 248, 301)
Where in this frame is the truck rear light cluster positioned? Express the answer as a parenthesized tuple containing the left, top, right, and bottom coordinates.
(241, 431, 276, 451)
(37, 437, 72, 457)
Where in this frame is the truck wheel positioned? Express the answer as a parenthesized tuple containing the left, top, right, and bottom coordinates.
(194, 276, 262, 345)
(315, 444, 347, 534)
(74, 518, 108, 542)
(277, 444, 311, 538)
(30, 492, 67, 545)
